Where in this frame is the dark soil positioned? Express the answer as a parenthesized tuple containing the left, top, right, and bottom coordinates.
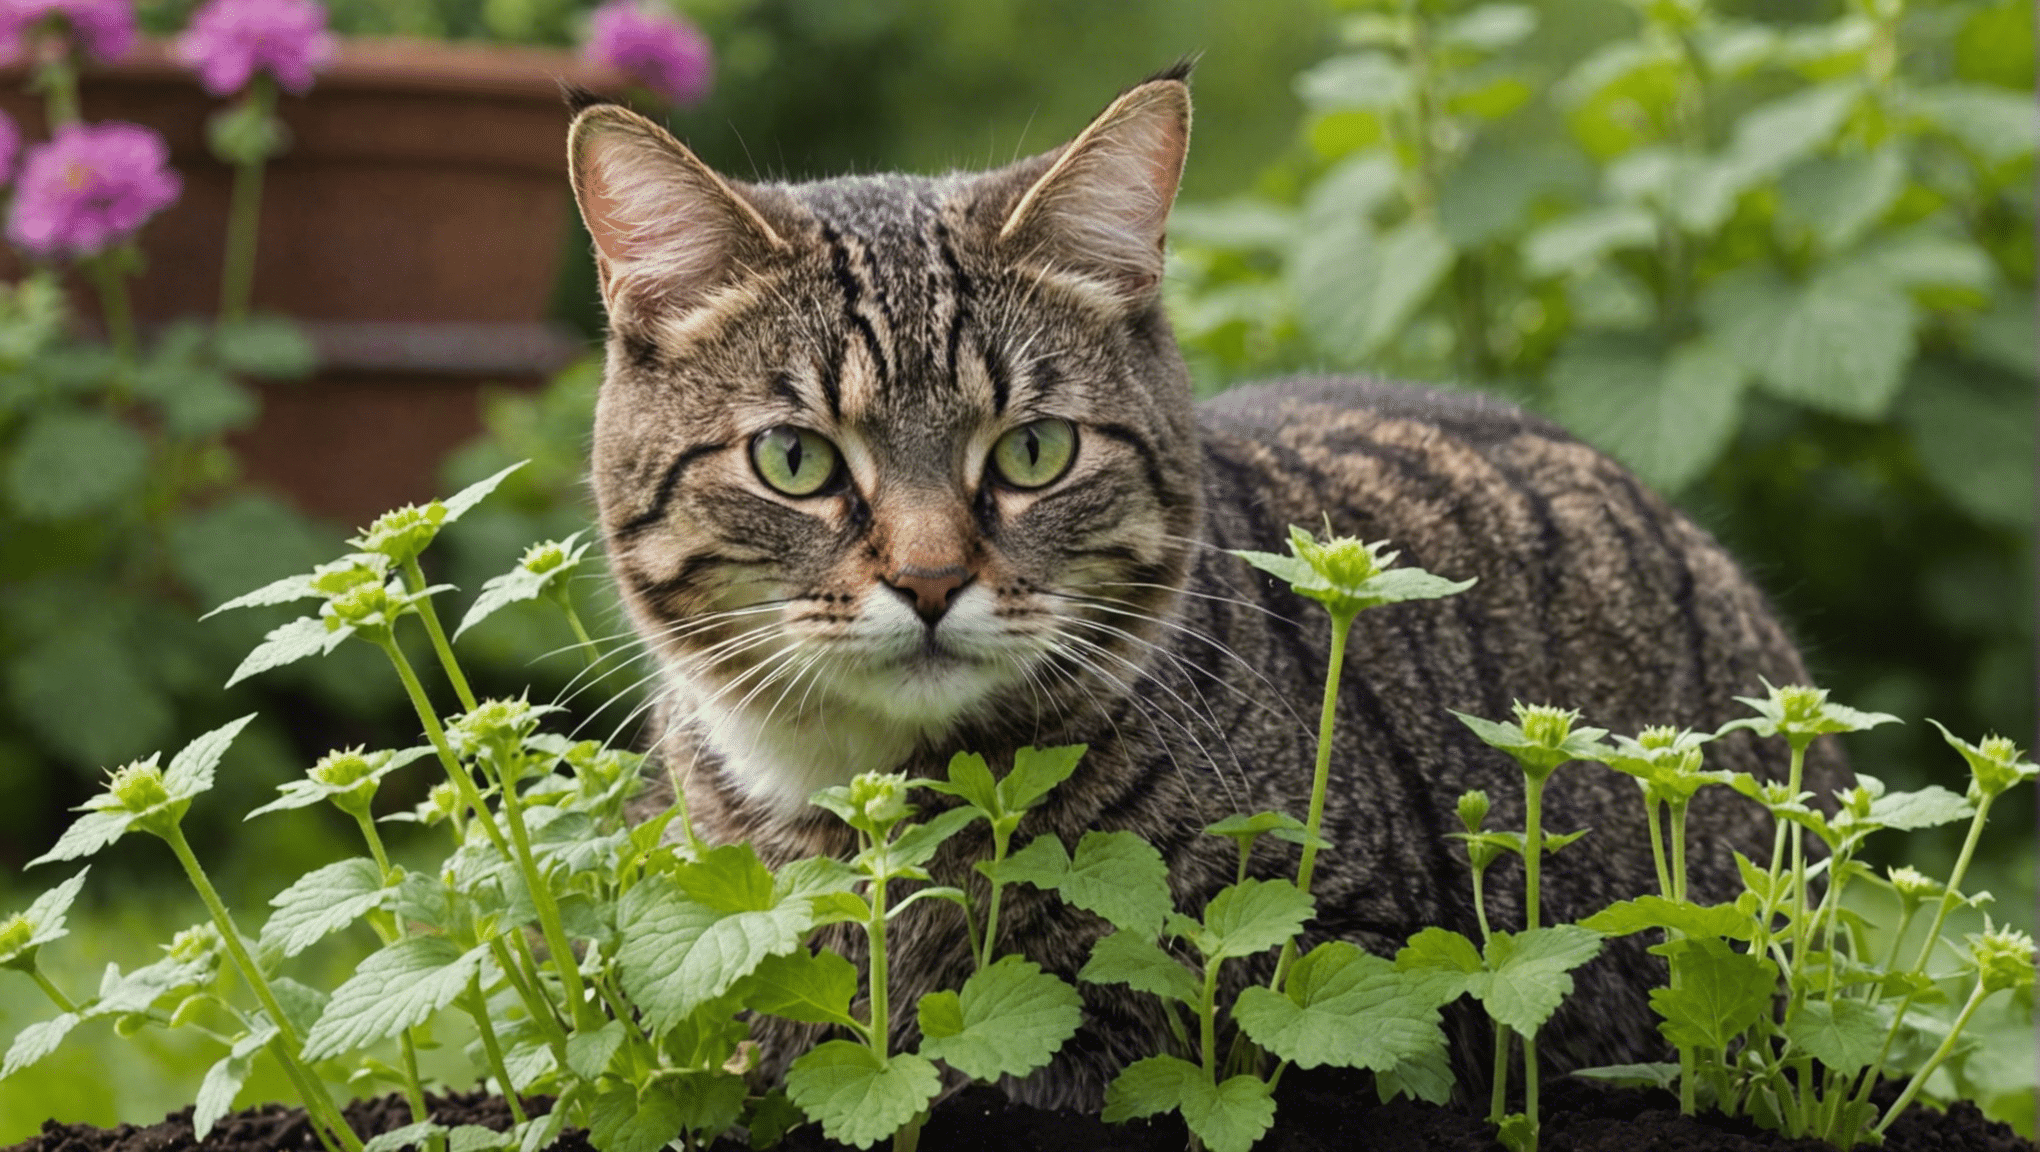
(8, 1073, 2030, 1152)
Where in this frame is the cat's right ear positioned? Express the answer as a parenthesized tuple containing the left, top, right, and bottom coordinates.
(567, 105, 787, 325)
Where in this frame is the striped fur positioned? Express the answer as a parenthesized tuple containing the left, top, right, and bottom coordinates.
(570, 76, 1841, 1108)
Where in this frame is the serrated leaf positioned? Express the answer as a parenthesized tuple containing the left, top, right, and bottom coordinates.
(194, 1033, 269, 1140)
(1910, 84, 2040, 163)
(27, 810, 133, 868)
(3, 1012, 78, 1077)
(1296, 51, 1411, 110)
(1481, 926, 1604, 1033)
(263, 857, 388, 958)
(926, 751, 1000, 814)
(1581, 896, 1757, 941)
(1867, 786, 1974, 831)
(1101, 1053, 1202, 1122)
(1899, 358, 2033, 530)
(16, 867, 91, 949)
(226, 615, 353, 688)
(453, 565, 553, 641)
(1001, 830, 1173, 936)
(918, 955, 1081, 1082)
(1547, 334, 1746, 492)
(301, 936, 485, 1060)
(1377, 1040, 1456, 1104)
(1725, 83, 1859, 179)
(1784, 998, 1885, 1073)
(1523, 205, 1656, 277)
(1181, 1074, 1278, 1152)
(440, 461, 527, 523)
(1200, 878, 1314, 961)
(1079, 930, 1202, 1005)
(1396, 926, 1487, 1006)
(164, 714, 256, 798)
(1776, 148, 1905, 252)
(588, 1084, 686, 1152)
(1236, 942, 1447, 1072)
(448, 1126, 514, 1152)
(1650, 936, 1777, 1051)
(5, 409, 150, 520)
(890, 806, 980, 869)
(1001, 744, 1086, 813)
(566, 1019, 626, 1080)
(363, 1121, 442, 1152)
(784, 1042, 941, 1150)
(743, 949, 861, 1029)
(202, 572, 321, 618)
(1703, 266, 1917, 420)
(617, 871, 811, 1032)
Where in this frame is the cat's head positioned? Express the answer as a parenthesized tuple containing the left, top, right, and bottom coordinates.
(568, 68, 1200, 813)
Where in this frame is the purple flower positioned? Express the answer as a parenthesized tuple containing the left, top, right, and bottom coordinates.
(175, 0, 336, 97)
(0, 111, 18, 186)
(585, 1, 712, 107)
(6, 122, 181, 259)
(0, 0, 137, 65)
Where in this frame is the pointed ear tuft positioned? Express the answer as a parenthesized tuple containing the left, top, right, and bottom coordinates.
(997, 75, 1191, 304)
(567, 104, 786, 325)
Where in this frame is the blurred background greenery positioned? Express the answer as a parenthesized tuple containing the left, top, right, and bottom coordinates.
(1, 0, 2031, 1138)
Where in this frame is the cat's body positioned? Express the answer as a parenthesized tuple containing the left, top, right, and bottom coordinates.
(567, 69, 1842, 1109)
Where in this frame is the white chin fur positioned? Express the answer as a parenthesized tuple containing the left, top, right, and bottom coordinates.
(669, 585, 1033, 817)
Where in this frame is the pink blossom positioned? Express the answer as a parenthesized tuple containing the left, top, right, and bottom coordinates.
(175, 0, 336, 97)
(6, 121, 181, 259)
(584, 1, 712, 107)
(0, 0, 137, 65)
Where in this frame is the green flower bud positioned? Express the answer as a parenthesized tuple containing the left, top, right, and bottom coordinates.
(421, 781, 461, 825)
(0, 914, 35, 964)
(1456, 790, 1490, 834)
(167, 923, 223, 965)
(309, 558, 385, 599)
(310, 747, 378, 790)
(1293, 531, 1383, 590)
(325, 581, 395, 628)
(849, 771, 911, 829)
(521, 540, 569, 575)
(1776, 685, 1828, 726)
(351, 503, 447, 565)
(1637, 725, 1680, 751)
(1886, 865, 1939, 902)
(447, 698, 547, 774)
(1968, 922, 2036, 995)
(107, 759, 172, 815)
(1515, 703, 1580, 749)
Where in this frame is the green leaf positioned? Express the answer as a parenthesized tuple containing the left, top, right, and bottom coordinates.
(1481, 925, 1604, 1034)
(1101, 1054, 1202, 1122)
(1724, 83, 1859, 180)
(1289, 212, 1376, 365)
(1000, 830, 1173, 936)
(917, 955, 1082, 1082)
(1078, 930, 1202, 1005)
(1867, 785, 1974, 831)
(566, 1019, 626, 1080)
(588, 1084, 686, 1152)
(1395, 926, 1488, 1005)
(1376, 1039, 1455, 1104)
(1199, 878, 1314, 961)
(1898, 359, 2034, 530)
(1546, 334, 1747, 492)
(1001, 744, 1086, 813)
(1296, 52, 1412, 110)
(1581, 896, 1757, 941)
(26, 810, 132, 868)
(164, 714, 256, 799)
(1650, 936, 1777, 1051)
(136, 364, 258, 439)
(1440, 5, 1536, 52)
(1783, 998, 1885, 1073)
(784, 1042, 942, 1150)
(226, 615, 353, 688)
(1703, 266, 1917, 420)
(453, 565, 554, 641)
(889, 806, 980, 869)
(1776, 148, 1905, 252)
(301, 937, 486, 1060)
(3, 1012, 78, 1077)
(1571, 1062, 1683, 1090)
(1181, 1074, 1278, 1152)
(5, 409, 150, 520)
(1522, 205, 1656, 277)
(363, 1122, 443, 1152)
(440, 461, 528, 523)
(1910, 84, 2040, 163)
(743, 949, 862, 1029)
(1235, 941, 1447, 1072)
(196, 1025, 274, 1140)
(616, 869, 811, 1032)
(262, 858, 388, 958)
(1361, 219, 1454, 354)
(212, 316, 317, 379)
(926, 751, 999, 814)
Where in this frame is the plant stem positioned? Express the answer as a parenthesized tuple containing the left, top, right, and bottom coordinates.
(1471, 864, 1493, 943)
(30, 968, 76, 1013)
(1873, 979, 1991, 1138)
(488, 936, 571, 1060)
(552, 589, 603, 669)
(868, 862, 892, 1059)
(493, 761, 599, 1031)
(1668, 802, 1689, 903)
(1784, 741, 1810, 972)
(1489, 1024, 1510, 1124)
(375, 636, 509, 858)
(1521, 770, 1547, 1152)
(977, 829, 1009, 971)
(464, 979, 528, 1124)
(159, 824, 365, 1152)
(217, 80, 275, 323)
(1199, 960, 1222, 1077)
(31, 48, 80, 129)
(402, 558, 478, 713)
(86, 256, 137, 364)
(1645, 798, 1671, 898)
(1272, 609, 1354, 988)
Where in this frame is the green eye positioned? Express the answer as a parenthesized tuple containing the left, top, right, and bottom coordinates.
(990, 419, 1077, 489)
(751, 426, 841, 496)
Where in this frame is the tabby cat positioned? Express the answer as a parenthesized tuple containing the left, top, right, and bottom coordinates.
(566, 66, 1842, 1108)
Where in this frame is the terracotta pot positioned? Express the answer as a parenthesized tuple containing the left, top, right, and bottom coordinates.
(0, 39, 624, 525)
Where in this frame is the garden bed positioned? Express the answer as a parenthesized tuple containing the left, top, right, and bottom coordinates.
(9, 1075, 2029, 1152)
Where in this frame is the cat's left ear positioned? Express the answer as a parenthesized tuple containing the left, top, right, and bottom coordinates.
(995, 65, 1192, 305)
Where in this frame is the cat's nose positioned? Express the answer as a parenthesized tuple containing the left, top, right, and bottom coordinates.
(884, 565, 972, 624)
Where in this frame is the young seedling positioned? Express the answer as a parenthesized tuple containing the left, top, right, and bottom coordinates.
(1446, 702, 1609, 1152)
